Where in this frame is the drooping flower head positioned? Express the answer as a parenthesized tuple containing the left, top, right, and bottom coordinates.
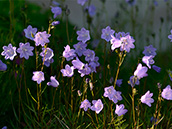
(101, 26, 115, 42)
(142, 55, 155, 69)
(61, 64, 74, 77)
(32, 71, 45, 84)
(24, 25, 37, 40)
(77, 28, 90, 43)
(80, 99, 91, 111)
(134, 63, 148, 79)
(140, 90, 154, 107)
(116, 79, 123, 87)
(51, 21, 60, 26)
(86, 5, 96, 17)
(0, 60, 7, 71)
(73, 42, 87, 57)
(90, 99, 103, 114)
(83, 49, 95, 62)
(34, 31, 51, 47)
(17, 42, 34, 60)
(72, 57, 85, 70)
(1, 43, 17, 60)
(51, 6, 62, 19)
(152, 65, 161, 73)
(62, 45, 76, 61)
(77, 0, 88, 6)
(47, 76, 59, 87)
(115, 104, 128, 116)
(161, 85, 172, 100)
(142, 45, 157, 56)
(40, 47, 54, 61)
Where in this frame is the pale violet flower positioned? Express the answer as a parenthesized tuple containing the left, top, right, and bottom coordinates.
(47, 76, 59, 87)
(161, 85, 172, 100)
(51, 6, 62, 19)
(77, 28, 90, 43)
(72, 57, 85, 70)
(87, 5, 96, 17)
(43, 58, 54, 67)
(32, 71, 45, 84)
(78, 64, 91, 77)
(80, 99, 91, 111)
(142, 45, 157, 56)
(110, 35, 122, 51)
(134, 63, 148, 79)
(62, 45, 76, 61)
(17, 42, 34, 60)
(73, 42, 87, 57)
(1, 43, 17, 60)
(83, 49, 95, 62)
(115, 104, 128, 116)
(61, 64, 74, 77)
(77, 0, 88, 6)
(152, 65, 161, 73)
(101, 26, 115, 42)
(168, 29, 172, 42)
(40, 47, 54, 61)
(24, 25, 37, 40)
(142, 55, 155, 69)
(120, 35, 135, 52)
(90, 99, 103, 114)
(34, 31, 51, 47)
(140, 91, 154, 107)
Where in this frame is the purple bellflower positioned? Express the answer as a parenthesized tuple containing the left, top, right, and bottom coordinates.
(78, 64, 91, 77)
(120, 35, 135, 52)
(115, 104, 128, 116)
(152, 65, 161, 73)
(87, 5, 96, 17)
(101, 26, 115, 42)
(47, 76, 59, 87)
(89, 56, 100, 73)
(142, 55, 155, 69)
(115, 32, 130, 39)
(0, 60, 7, 71)
(77, 0, 88, 6)
(142, 45, 157, 56)
(140, 90, 154, 107)
(34, 31, 51, 47)
(61, 64, 74, 77)
(73, 42, 87, 57)
(72, 57, 85, 70)
(32, 71, 45, 84)
(83, 49, 95, 62)
(134, 63, 148, 79)
(63, 45, 76, 61)
(77, 28, 90, 43)
(128, 75, 140, 87)
(17, 42, 34, 60)
(80, 99, 91, 111)
(40, 47, 54, 61)
(116, 79, 123, 87)
(24, 25, 37, 40)
(51, 21, 60, 26)
(90, 99, 103, 114)
(161, 85, 172, 100)
(44, 58, 54, 67)
(51, 6, 62, 19)
(1, 44, 17, 60)
(110, 35, 122, 51)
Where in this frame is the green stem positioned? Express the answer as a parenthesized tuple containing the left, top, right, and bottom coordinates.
(132, 87, 136, 128)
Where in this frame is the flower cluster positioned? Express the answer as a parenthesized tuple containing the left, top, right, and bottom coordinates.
(61, 28, 100, 77)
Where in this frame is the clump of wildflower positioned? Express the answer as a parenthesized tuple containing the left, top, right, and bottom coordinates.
(61, 64, 74, 77)
(17, 42, 34, 60)
(32, 71, 45, 84)
(47, 76, 59, 87)
(77, 0, 88, 6)
(152, 65, 161, 73)
(80, 99, 91, 111)
(51, 6, 62, 19)
(73, 42, 87, 57)
(115, 104, 128, 116)
(101, 26, 115, 42)
(34, 31, 51, 47)
(1, 44, 17, 60)
(0, 60, 7, 71)
(161, 85, 172, 100)
(140, 90, 154, 107)
(40, 47, 54, 61)
(63, 45, 76, 61)
(142, 55, 155, 69)
(142, 45, 157, 56)
(90, 99, 103, 114)
(24, 25, 37, 40)
(77, 28, 90, 43)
